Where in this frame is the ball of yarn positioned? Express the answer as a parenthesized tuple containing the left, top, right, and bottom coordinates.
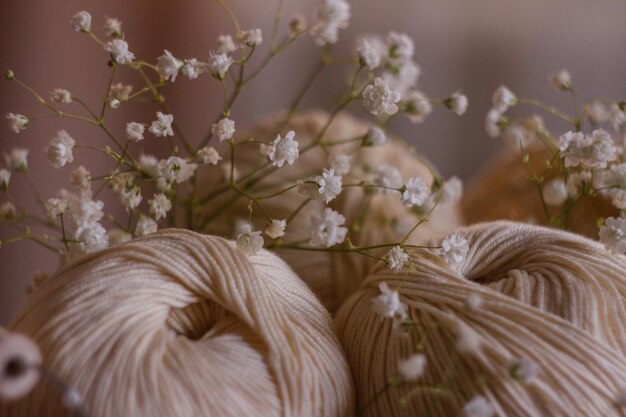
(335, 221, 626, 416)
(0, 229, 354, 417)
(197, 110, 461, 312)
(462, 146, 615, 238)
(0, 328, 41, 401)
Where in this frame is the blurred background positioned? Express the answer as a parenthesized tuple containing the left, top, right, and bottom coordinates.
(1, 0, 625, 324)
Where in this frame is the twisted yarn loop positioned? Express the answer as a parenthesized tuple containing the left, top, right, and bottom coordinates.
(0, 229, 353, 417)
(336, 221, 626, 417)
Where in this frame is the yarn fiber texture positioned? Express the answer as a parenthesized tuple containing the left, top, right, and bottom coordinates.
(0, 229, 354, 417)
(335, 221, 626, 417)
(462, 146, 615, 238)
(197, 110, 461, 312)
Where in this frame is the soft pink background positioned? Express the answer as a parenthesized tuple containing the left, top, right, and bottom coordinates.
(2, 0, 626, 324)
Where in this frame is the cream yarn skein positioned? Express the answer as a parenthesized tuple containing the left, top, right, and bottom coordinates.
(0, 229, 354, 417)
(336, 221, 626, 417)
(197, 110, 461, 312)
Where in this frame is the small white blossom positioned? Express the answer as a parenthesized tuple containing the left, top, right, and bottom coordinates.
(492, 85, 517, 113)
(73, 222, 109, 254)
(217, 34, 238, 54)
(67, 195, 104, 227)
(6, 113, 28, 134)
(46, 130, 76, 169)
(135, 215, 158, 237)
(403, 90, 432, 124)
(386, 246, 409, 272)
(485, 110, 503, 138)
(4, 147, 29, 171)
(158, 156, 197, 184)
(108, 229, 132, 246)
(197, 146, 222, 165)
(401, 177, 429, 207)
(148, 193, 172, 221)
(109, 98, 120, 109)
(118, 186, 142, 211)
(608, 103, 626, 131)
(309, 207, 347, 247)
(559, 129, 616, 169)
(208, 52, 233, 79)
(71, 166, 91, 195)
(108, 83, 133, 101)
(550, 69, 572, 91)
(446, 92, 468, 115)
(0, 202, 16, 221)
(265, 219, 286, 239)
(397, 354, 426, 381)
(599, 216, 626, 254)
(371, 282, 407, 319)
(149, 112, 174, 137)
(463, 395, 494, 417)
(543, 178, 567, 206)
(456, 323, 481, 354)
(103, 17, 122, 37)
(157, 50, 183, 82)
(71, 11, 91, 32)
(328, 154, 350, 175)
(51, 89, 72, 105)
(364, 126, 387, 147)
(510, 357, 539, 383)
(442, 176, 463, 204)
(125, 122, 145, 142)
(386, 32, 414, 63)
(362, 77, 401, 116)
(375, 165, 402, 195)
(356, 38, 381, 70)
(239, 28, 263, 47)
(382, 60, 421, 96)
(236, 224, 264, 256)
(212, 117, 235, 142)
(0, 169, 10, 191)
(104, 39, 135, 64)
(566, 171, 591, 198)
(138, 154, 160, 179)
(45, 197, 68, 218)
(440, 233, 469, 268)
(310, 0, 351, 46)
(315, 168, 343, 203)
(182, 58, 208, 80)
(269, 130, 300, 167)
(584, 101, 609, 125)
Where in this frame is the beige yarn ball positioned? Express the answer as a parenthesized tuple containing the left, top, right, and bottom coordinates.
(462, 146, 615, 238)
(197, 111, 461, 312)
(335, 221, 626, 417)
(0, 229, 354, 417)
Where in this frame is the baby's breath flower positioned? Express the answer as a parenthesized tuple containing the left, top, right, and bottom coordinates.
(442, 176, 463, 204)
(401, 176, 429, 207)
(559, 129, 616, 169)
(6, 113, 29, 134)
(362, 77, 401, 116)
(608, 102, 626, 131)
(509, 357, 539, 383)
(265, 219, 286, 239)
(197, 146, 222, 165)
(236, 224, 263, 256)
(71, 11, 91, 32)
(403, 90, 432, 124)
(492, 85, 517, 113)
(456, 323, 481, 354)
(485, 109, 504, 138)
(550, 69, 572, 91)
(118, 186, 142, 211)
(108, 229, 132, 246)
(208, 52, 233, 80)
(328, 154, 350, 175)
(182, 58, 208, 80)
(67, 194, 104, 227)
(71, 166, 91, 195)
(103, 17, 122, 37)
(157, 50, 183, 82)
(108, 83, 133, 101)
(109, 98, 121, 109)
(46, 130, 76, 168)
(542, 178, 567, 206)
(73, 222, 109, 254)
(51, 89, 72, 105)
(4, 147, 29, 172)
(126, 122, 145, 142)
(309, 207, 347, 247)
(0, 202, 17, 221)
(45, 197, 68, 219)
(135, 215, 158, 237)
(149, 112, 174, 138)
(439, 233, 469, 268)
(584, 101, 609, 125)
(158, 156, 197, 184)
(599, 216, 626, 254)
(376, 164, 402, 194)
(356, 38, 381, 70)
(371, 282, 407, 319)
(315, 168, 343, 203)
(310, 0, 351, 46)
(211, 117, 235, 142)
(382, 60, 420, 96)
(385, 245, 408, 272)
(269, 130, 300, 167)
(148, 193, 172, 221)
(462, 395, 494, 417)
(217, 34, 238, 54)
(364, 126, 387, 147)
(239, 28, 263, 47)
(566, 171, 591, 198)
(288, 14, 308, 36)
(445, 91, 468, 115)
(104, 39, 135, 64)
(0, 169, 10, 192)
(397, 354, 426, 382)
(138, 154, 160, 178)
(386, 32, 414, 63)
